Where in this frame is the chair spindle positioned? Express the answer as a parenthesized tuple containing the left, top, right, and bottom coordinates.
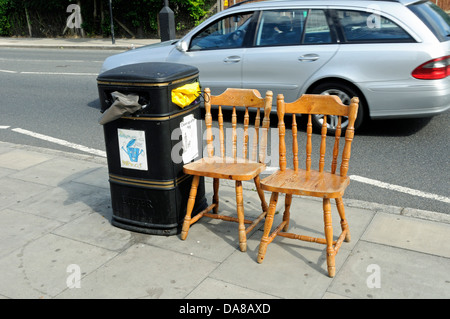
(277, 94, 286, 171)
(205, 88, 214, 158)
(292, 114, 298, 172)
(319, 115, 328, 172)
(218, 105, 225, 158)
(251, 108, 260, 162)
(331, 116, 342, 174)
(243, 107, 249, 159)
(306, 114, 312, 171)
(232, 106, 237, 159)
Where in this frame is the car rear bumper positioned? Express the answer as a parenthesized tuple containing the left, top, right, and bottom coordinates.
(361, 79, 450, 119)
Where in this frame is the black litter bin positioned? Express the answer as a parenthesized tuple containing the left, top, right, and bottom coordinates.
(97, 62, 207, 235)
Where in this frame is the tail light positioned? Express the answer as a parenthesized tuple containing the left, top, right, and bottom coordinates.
(412, 56, 450, 80)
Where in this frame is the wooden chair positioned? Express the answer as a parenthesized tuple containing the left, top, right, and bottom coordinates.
(257, 94, 359, 277)
(181, 87, 273, 252)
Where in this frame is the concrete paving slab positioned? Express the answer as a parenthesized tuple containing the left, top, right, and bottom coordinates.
(329, 241, 450, 299)
(0, 233, 118, 299)
(186, 277, 279, 299)
(209, 232, 339, 299)
(72, 166, 110, 189)
(0, 167, 16, 178)
(362, 212, 450, 258)
(13, 181, 111, 223)
(0, 149, 54, 170)
(0, 144, 14, 155)
(143, 221, 245, 264)
(9, 157, 103, 187)
(52, 212, 132, 252)
(0, 208, 62, 259)
(0, 177, 50, 210)
(56, 244, 219, 299)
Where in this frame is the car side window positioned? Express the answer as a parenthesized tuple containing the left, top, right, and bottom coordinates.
(189, 12, 253, 51)
(303, 10, 332, 44)
(336, 10, 413, 42)
(255, 9, 333, 47)
(255, 9, 307, 46)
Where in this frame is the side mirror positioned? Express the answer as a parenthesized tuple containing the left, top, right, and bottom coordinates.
(176, 40, 188, 52)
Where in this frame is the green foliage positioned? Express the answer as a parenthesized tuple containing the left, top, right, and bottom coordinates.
(179, 0, 208, 24)
(0, 0, 214, 38)
(0, 0, 12, 36)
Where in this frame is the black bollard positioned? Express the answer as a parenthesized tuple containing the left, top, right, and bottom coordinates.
(159, 0, 176, 41)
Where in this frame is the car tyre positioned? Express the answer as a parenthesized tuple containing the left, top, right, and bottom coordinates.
(310, 81, 365, 135)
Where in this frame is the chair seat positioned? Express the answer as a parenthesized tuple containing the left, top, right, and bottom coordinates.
(260, 168, 350, 198)
(183, 156, 266, 181)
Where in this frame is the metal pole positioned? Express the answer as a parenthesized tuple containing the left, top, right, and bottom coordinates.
(109, 0, 115, 44)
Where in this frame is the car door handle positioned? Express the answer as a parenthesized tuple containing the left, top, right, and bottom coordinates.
(298, 54, 319, 62)
(224, 56, 241, 63)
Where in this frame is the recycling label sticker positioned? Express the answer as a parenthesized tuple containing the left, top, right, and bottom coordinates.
(118, 128, 148, 171)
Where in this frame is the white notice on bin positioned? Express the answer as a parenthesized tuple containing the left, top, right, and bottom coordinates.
(180, 114, 198, 164)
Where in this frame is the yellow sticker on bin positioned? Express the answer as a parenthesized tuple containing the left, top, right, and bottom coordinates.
(171, 82, 200, 108)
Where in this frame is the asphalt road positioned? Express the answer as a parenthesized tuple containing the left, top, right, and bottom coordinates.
(0, 47, 449, 215)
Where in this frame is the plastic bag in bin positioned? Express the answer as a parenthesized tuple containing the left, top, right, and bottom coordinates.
(99, 91, 144, 125)
(171, 82, 200, 108)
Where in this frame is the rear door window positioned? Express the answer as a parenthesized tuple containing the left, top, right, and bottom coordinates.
(408, 1, 450, 42)
(255, 9, 307, 46)
(254, 9, 333, 47)
(335, 9, 414, 43)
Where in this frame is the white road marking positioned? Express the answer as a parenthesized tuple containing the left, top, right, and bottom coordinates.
(21, 71, 97, 76)
(0, 69, 17, 73)
(11, 128, 106, 158)
(350, 175, 450, 204)
(0, 58, 102, 63)
(0, 68, 96, 76)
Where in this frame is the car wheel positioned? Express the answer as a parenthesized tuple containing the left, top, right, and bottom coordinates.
(310, 82, 365, 135)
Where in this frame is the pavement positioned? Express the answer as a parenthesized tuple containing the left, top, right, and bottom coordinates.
(0, 36, 160, 50)
(1, 37, 450, 301)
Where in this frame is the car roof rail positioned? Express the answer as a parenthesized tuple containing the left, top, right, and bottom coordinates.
(227, 0, 415, 10)
(228, 0, 267, 9)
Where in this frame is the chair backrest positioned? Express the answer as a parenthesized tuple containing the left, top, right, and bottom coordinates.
(204, 88, 273, 163)
(277, 94, 359, 177)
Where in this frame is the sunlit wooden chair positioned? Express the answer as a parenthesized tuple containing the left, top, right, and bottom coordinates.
(257, 94, 359, 277)
(181, 87, 273, 252)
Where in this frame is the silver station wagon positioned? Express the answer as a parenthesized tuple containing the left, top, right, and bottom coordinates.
(101, 0, 450, 132)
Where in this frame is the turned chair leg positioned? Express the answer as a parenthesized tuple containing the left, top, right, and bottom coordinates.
(235, 181, 247, 252)
(336, 197, 351, 242)
(181, 175, 200, 240)
(254, 176, 268, 213)
(283, 194, 292, 232)
(213, 178, 219, 214)
(257, 192, 279, 263)
(323, 198, 336, 277)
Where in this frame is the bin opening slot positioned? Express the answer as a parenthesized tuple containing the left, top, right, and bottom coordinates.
(99, 91, 148, 125)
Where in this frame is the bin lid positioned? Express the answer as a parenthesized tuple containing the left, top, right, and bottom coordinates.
(97, 62, 199, 84)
